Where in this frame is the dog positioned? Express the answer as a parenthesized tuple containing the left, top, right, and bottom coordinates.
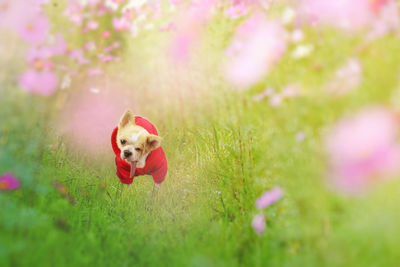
(111, 110, 167, 187)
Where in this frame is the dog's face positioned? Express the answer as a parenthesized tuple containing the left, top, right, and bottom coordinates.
(116, 110, 162, 170)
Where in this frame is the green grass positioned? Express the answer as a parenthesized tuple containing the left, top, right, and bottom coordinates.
(2, 26, 400, 267)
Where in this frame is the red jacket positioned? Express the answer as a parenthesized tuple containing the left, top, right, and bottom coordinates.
(111, 116, 167, 185)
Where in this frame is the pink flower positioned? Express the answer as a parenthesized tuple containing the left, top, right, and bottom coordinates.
(87, 20, 99, 30)
(255, 186, 284, 209)
(325, 58, 362, 96)
(69, 49, 90, 65)
(101, 30, 111, 38)
(298, 0, 373, 32)
(17, 13, 50, 45)
(49, 34, 67, 55)
(84, 41, 97, 51)
(0, 173, 21, 191)
(87, 68, 103, 76)
(19, 69, 58, 96)
(252, 213, 266, 235)
(324, 107, 400, 194)
(225, 3, 247, 19)
(113, 17, 130, 31)
(224, 14, 287, 89)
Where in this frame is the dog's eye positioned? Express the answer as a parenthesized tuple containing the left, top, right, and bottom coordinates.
(121, 139, 126, 145)
(135, 147, 141, 152)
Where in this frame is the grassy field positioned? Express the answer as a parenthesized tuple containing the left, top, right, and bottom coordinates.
(2, 16, 400, 267)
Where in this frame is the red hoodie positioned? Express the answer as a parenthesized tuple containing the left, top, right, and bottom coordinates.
(111, 116, 168, 185)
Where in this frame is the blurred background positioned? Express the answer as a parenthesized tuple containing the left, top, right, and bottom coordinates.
(1, 0, 400, 266)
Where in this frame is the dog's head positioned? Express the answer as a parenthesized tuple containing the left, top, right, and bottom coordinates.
(116, 110, 162, 171)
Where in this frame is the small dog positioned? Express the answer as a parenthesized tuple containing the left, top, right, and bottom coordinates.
(111, 110, 167, 187)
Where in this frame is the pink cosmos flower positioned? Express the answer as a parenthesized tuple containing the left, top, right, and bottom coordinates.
(69, 49, 90, 65)
(325, 58, 362, 96)
(324, 107, 400, 194)
(255, 186, 284, 209)
(113, 17, 130, 31)
(169, 0, 216, 62)
(252, 213, 266, 235)
(19, 69, 58, 96)
(367, 0, 399, 40)
(87, 68, 103, 76)
(17, 13, 50, 45)
(0, 173, 21, 191)
(84, 41, 97, 51)
(297, 0, 376, 32)
(86, 20, 99, 30)
(101, 30, 111, 38)
(225, 3, 247, 19)
(224, 14, 287, 89)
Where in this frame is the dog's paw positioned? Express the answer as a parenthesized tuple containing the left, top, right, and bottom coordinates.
(154, 183, 161, 189)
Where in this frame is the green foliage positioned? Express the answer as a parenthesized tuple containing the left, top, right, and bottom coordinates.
(1, 31, 400, 267)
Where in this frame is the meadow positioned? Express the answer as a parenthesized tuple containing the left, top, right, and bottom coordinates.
(1, 1, 400, 266)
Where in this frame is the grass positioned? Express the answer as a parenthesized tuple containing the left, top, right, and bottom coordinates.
(1, 23, 400, 267)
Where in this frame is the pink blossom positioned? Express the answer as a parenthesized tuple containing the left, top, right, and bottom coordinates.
(325, 58, 363, 96)
(17, 13, 50, 45)
(298, 0, 373, 31)
(296, 131, 306, 142)
(0, 173, 21, 191)
(101, 30, 111, 38)
(87, 68, 103, 76)
(87, 20, 99, 30)
(255, 186, 284, 209)
(324, 107, 400, 194)
(224, 14, 287, 89)
(49, 34, 67, 55)
(225, 3, 247, 19)
(252, 213, 266, 235)
(252, 88, 275, 102)
(84, 41, 97, 51)
(168, 0, 216, 62)
(113, 17, 130, 31)
(367, 0, 399, 40)
(19, 69, 58, 96)
(69, 49, 90, 65)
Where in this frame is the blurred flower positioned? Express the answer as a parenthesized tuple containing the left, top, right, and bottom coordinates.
(86, 20, 99, 30)
(367, 0, 399, 40)
(169, 0, 216, 62)
(224, 14, 287, 89)
(324, 107, 400, 194)
(291, 44, 314, 59)
(296, 131, 306, 142)
(269, 95, 282, 107)
(69, 49, 90, 65)
(253, 87, 275, 102)
(19, 69, 58, 96)
(255, 186, 284, 209)
(113, 17, 130, 31)
(17, 13, 50, 45)
(225, 3, 247, 19)
(298, 0, 373, 31)
(291, 29, 304, 43)
(281, 7, 295, 25)
(101, 30, 111, 38)
(325, 58, 362, 96)
(84, 41, 97, 51)
(252, 213, 266, 235)
(0, 173, 21, 191)
(87, 68, 103, 76)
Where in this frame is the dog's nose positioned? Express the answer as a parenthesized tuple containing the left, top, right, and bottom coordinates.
(124, 150, 132, 158)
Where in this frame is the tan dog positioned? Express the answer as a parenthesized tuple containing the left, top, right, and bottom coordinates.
(111, 110, 167, 188)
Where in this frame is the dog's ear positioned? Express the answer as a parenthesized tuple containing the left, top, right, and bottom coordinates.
(119, 110, 135, 129)
(146, 135, 162, 151)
